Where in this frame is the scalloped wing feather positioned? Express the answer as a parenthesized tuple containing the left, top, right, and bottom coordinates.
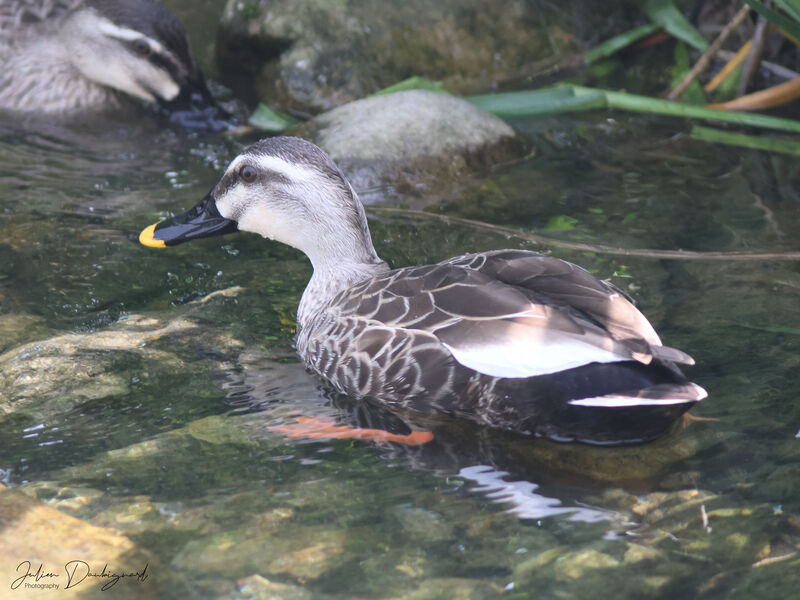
(1, 0, 82, 39)
(446, 250, 665, 347)
(331, 255, 690, 378)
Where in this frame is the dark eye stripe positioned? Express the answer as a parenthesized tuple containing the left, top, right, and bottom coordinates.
(127, 41, 185, 81)
(214, 166, 291, 198)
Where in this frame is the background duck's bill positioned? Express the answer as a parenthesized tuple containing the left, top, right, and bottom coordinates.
(139, 193, 237, 247)
(158, 76, 234, 132)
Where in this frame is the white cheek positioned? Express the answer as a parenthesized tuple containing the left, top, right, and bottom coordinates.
(215, 186, 245, 221)
(238, 206, 307, 249)
(64, 13, 180, 102)
(216, 185, 311, 251)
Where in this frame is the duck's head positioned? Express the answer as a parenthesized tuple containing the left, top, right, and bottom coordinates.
(63, 0, 230, 130)
(140, 137, 382, 266)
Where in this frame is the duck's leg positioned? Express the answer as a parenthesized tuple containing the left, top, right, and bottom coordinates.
(269, 416, 434, 446)
(681, 412, 719, 428)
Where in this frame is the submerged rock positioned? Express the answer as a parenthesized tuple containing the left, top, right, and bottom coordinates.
(0, 489, 162, 598)
(231, 574, 312, 600)
(173, 522, 346, 581)
(217, 0, 633, 113)
(389, 504, 454, 543)
(0, 314, 194, 416)
(0, 292, 245, 420)
(297, 90, 527, 205)
(0, 314, 49, 353)
(391, 577, 503, 600)
(507, 482, 794, 598)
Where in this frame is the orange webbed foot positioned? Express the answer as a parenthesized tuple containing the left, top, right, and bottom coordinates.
(270, 416, 434, 446)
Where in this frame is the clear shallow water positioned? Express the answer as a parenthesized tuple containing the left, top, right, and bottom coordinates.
(2, 56, 800, 600)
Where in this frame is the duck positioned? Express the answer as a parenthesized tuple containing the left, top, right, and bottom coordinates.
(0, 0, 229, 130)
(139, 136, 707, 445)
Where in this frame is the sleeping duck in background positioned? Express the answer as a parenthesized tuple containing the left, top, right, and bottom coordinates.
(140, 137, 707, 445)
(0, 0, 230, 130)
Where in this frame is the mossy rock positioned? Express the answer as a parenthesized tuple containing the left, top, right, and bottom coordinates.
(218, 0, 638, 113)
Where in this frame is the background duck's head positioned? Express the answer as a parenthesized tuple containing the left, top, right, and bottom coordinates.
(63, 0, 230, 130)
(140, 137, 382, 267)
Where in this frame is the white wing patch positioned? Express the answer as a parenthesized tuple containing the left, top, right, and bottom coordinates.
(569, 383, 708, 407)
(435, 311, 638, 378)
(440, 330, 632, 379)
(570, 395, 688, 407)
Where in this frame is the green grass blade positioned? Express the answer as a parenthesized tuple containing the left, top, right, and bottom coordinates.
(465, 87, 607, 118)
(774, 0, 800, 23)
(370, 77, 447, 97)
(690, 125, 800, 155)
(466, 84, 800, 134)
(583, 23, 660, 64)
(644, 0, 709, 51)
(249, 103, 301, 132)
(744, 0, 800, 40)
(571, 85, 800, 133)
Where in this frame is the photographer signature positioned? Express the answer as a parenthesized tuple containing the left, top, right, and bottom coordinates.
(12, 560, 149, 591)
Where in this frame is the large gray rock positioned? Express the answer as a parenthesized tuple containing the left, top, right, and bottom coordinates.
(218, 0, 635, 113)
(295, 90, 528, 204)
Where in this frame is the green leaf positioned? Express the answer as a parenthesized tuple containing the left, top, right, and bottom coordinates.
(588, 59, 619, 78)
(743, 0, 800, 40)
(583, 23, 660, 64)
(644, 0, 709, 51)
(248, 103, 301, 132)
(711, 63, 744, 103)
(466, 87, 607, 118)
(670, 41, 706, 104)
(238, 2, 261, 20)
(544, 215, 579, 232)
(571, 85, 800, 134)
(774, 0, 800, 23)
(370, 76, 447, 97)
(690, 125, 800, 156)
(613, 265, 632, 278)
(465, 85, 800, 134)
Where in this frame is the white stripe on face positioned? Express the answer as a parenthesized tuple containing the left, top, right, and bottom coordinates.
(250, 154, 319, 184)
(95, 21, 169, 56)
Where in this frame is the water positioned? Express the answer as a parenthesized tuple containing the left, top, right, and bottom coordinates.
(2, 21, 800, 600)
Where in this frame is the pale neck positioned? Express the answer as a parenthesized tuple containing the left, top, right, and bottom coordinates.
(297, 254, 389, 329)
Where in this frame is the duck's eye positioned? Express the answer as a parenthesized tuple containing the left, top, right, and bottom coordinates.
(133, 39, 151, 56)
(239, 165, 257, 183)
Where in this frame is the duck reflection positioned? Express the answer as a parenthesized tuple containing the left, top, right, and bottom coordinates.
(219, 349, 696, 522)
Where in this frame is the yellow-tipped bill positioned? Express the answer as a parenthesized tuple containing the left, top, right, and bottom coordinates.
(137, 192, 238, 248)
(139, 223, 167, 248)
